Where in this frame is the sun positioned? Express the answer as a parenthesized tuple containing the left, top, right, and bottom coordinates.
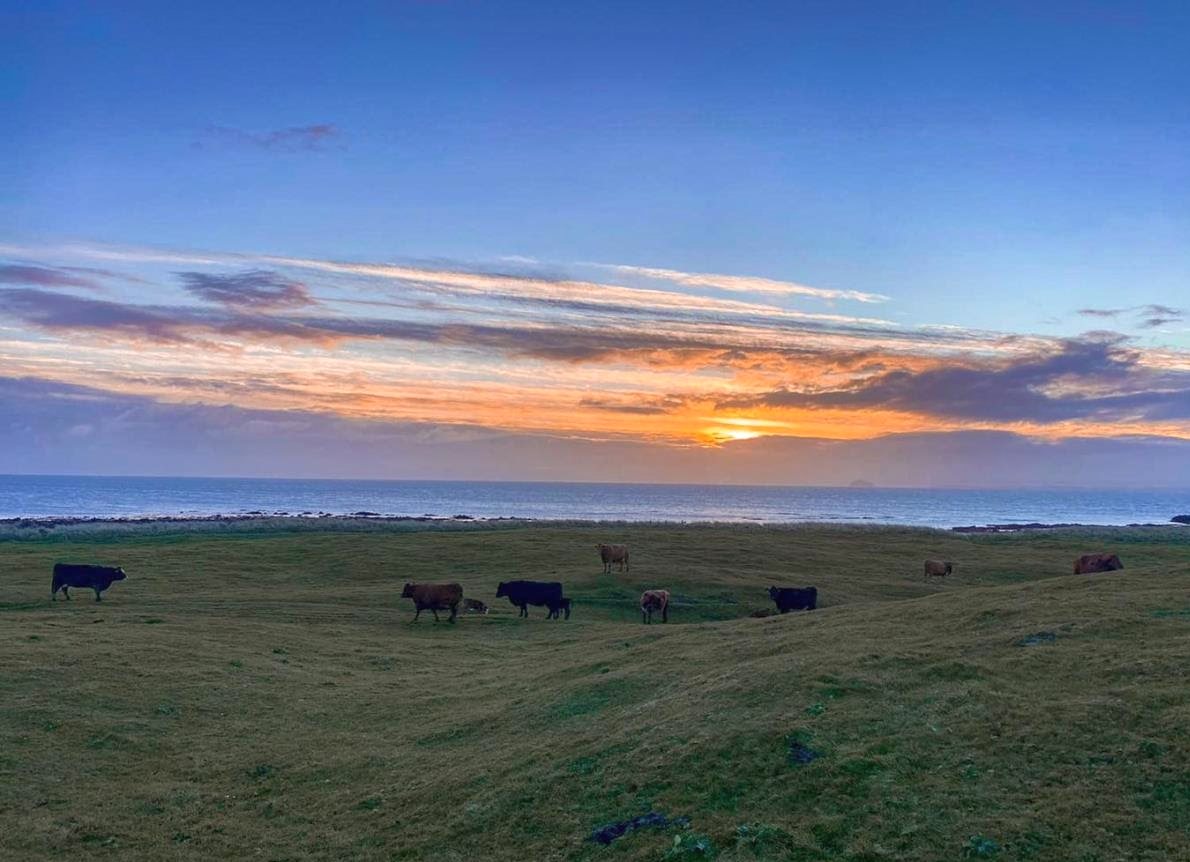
(699, 415, 795, 444)
(702, 426, 764, 444)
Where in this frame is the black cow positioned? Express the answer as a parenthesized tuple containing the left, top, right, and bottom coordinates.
(496, 580, 567, 619)
(768, 585, 817, 613)
(52, 564, 127, 602)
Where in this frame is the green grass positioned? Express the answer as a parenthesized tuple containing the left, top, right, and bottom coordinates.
(2, 521, 1189, 860)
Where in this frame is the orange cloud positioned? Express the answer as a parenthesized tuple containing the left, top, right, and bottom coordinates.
(1, 242, 1187, 449)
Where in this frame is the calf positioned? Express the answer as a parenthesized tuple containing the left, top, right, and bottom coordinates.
(923, 559, 953, 580)
(768, 585, 817, 613)
(548, 597, 573, 620)
(596, 543, 629, 574)
(52, 564, 126, 602)
(461, 598, 489, 615)
(400, 582, 463, 623)
(640, 589, 669, 624)
(496, 580, 566, 619)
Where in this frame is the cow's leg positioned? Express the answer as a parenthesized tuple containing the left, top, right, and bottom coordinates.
(62, 586, 70, 601)
(94, 588, 103, 602)
(431, 608, 440, 622)
(448, 604, 457, 624)
(662, 606, 668, 623)
(413, 607, 421, 621)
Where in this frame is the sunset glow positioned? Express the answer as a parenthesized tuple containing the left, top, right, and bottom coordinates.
(1, 241, 1187, 462)
(3, 3, 1188, 485)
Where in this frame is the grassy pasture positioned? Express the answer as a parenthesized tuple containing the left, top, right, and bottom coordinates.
(2, 521, 1189, 860)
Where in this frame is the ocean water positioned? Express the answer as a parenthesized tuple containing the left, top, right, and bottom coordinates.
(0, 475, 1187, 528)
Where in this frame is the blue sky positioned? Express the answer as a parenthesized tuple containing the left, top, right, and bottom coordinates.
(2, 1, 1188, 484)
(7, 1, 1190, 334)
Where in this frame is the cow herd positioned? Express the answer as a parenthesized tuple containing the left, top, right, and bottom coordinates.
(396, 545, 819, 625)
(46, 544, 1128, 625)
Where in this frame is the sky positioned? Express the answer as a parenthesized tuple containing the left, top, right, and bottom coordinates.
(2, 1, 1189, 486)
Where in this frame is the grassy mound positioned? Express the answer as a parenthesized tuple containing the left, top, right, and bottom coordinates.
(2, 523, 1188, 860)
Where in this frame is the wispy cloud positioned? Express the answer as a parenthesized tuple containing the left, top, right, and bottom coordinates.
(0, 264, 105, 290)
(197, 123, 341, 151)
(1137, 304, 1185, 329)
(588, 262, 889, 303)
(4, 242, 902, 329)
(0, 240, 1187, 447)
(1078, 304, 1185, 329)
(178, 270, 313, 309)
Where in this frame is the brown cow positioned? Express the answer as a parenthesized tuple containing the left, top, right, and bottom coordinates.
(1073, 554, 1123, 574)
(923, 559, 953, 580)
(640, 589, 669, 624)
(400, 582, 463, 623)
(597, 543, 629, 574)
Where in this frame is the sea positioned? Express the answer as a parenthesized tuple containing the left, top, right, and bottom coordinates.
(0, 474, 1187, 529)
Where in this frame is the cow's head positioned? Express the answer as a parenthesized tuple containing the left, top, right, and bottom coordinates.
(400, 582, 415, 598)
(1107, 554, 1122, 568)
(114, 567, 127, 581)
(767, 586, 779, 600)
(495, 581, 508, 598)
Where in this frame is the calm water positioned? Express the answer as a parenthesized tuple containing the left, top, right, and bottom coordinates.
(0, 475, 1186, 528)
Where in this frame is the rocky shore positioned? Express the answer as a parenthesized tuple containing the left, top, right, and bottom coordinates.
(1, 513, 1186, 537)
(0, 511, 518, 530)
(953, 517, 1189, 533)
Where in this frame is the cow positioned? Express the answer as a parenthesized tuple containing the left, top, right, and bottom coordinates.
(1073, 553, 1124, 574)
(400, 582, 463, 623)
(640, 589, 670, 624)
(923, 559, 953, 580)
(51, 564, 126, 602)
(496, 580, 568, 619)
(596, 543, 629, 574)
(768, 585, 818, 613)
(460, 598, 489, 615)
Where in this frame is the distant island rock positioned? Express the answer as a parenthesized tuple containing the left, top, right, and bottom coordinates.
(848, 480, 875, 488)
(1173, 515, 1190, 525)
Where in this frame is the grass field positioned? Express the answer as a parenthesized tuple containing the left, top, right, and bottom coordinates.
(2, 521, 1189, 860)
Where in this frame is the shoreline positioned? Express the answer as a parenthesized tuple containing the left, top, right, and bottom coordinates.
(0, 512, 1186, 534)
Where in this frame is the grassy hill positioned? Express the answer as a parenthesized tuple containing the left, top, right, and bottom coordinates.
(2, 522, 1189, 860)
